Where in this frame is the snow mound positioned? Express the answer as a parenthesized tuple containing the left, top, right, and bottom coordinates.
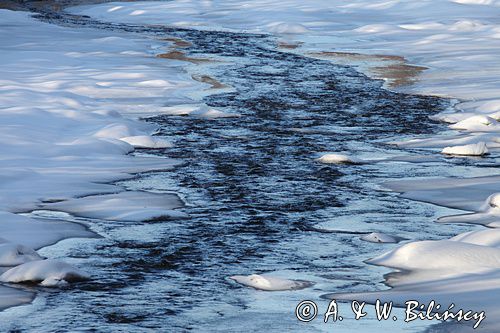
(449, 115, 498, 131)
(0, 241, 44, 266)
(316, 153, 362, 164)
(485, 192, 500, 209)
(451, 229, 500, 247)
(438, 192, 500, 226)
(266, 22, 310, 34)
(360, 232, 401, 244)
(442, 141, 489, 156)
(43, 191, 186, 222)
(366, 240, 500, 273)
(0, 259, 89, 287)
(120, 135, 173, 148)
(229, 274, 313, 291)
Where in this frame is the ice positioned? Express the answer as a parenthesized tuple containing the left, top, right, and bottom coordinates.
(442, 142, 489, 156)
(229, 274, 313, 291)
(0, 259, 89, 287)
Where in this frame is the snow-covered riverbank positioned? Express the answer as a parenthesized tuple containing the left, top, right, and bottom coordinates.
(68, 1, 500, 331)
(0, 8, 204, 307)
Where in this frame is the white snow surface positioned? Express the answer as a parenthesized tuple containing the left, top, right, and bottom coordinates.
(43, 191, 187, 222)
(0, 259, 90, 287)
(0, 7, 201, 306)
(71, 0, 500, 150)
(66, 1, 500, 328)
(442, 141, 489, 156)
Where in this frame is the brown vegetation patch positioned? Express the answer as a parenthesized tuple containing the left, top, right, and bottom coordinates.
(156, 51, 212, 64)
(307, 51, 426, 88)
(191, 74, 227, 89)
(161, 37, 192, 48)
(277, 41, 303, 49)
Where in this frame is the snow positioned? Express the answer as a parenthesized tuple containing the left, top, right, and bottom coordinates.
(120, 135, 173, 149)
(316, 153, 362, 164)
(43, 191, 187, 222)
(66, 1, 500, 327)
(0, 260, 89, 287)
(360, 232, 401, 243)
(0, 6, 201, 307)
(0, 0, 498, 325)
(157, 104, 240, 118)
(442, 142, 489, 156)
(0, 241, 44, 267)
(229, 274, 313, 291)
(71, 0, 500, 151)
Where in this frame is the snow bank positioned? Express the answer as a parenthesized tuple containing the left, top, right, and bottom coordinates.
(0, 6, 202, 307)
(71, 0, 500, 152)
(229, 274, 313, 291)
(0, 260, 89, 287)
(69, 2, 500, 328)
(43, 191, 187, 222)
(438, 192, 500, 226)
(0, 241, 44, 267)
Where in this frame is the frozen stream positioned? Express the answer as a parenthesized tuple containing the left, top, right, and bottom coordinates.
(0, 5, 495, 332)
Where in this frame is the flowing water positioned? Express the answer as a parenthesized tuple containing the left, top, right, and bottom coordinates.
(0, 6, 488, 333)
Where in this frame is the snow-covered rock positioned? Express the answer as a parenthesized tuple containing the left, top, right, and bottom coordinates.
(0, 259, 89, 287)
(316, 153, 361, 164)
(360, 232, 401, 244)
(229, 274, 313, 291)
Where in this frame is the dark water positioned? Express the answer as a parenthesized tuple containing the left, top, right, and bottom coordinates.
(0, 6, 481, 333)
